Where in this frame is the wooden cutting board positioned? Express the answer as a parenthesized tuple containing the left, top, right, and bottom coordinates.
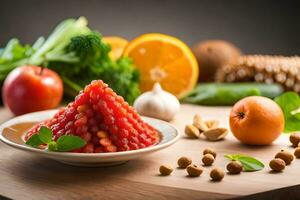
(0, 104, 299, 200)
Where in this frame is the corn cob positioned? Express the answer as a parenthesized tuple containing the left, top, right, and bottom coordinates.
(215, 55, 300, 92)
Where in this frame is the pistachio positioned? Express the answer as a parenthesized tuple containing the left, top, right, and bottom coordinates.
(203, 128, 228, 141)
(193, 114, 208, 132)
(159, 165, 174, 175)
(205, 120, 219, 129)
(184, 125, 200, 139)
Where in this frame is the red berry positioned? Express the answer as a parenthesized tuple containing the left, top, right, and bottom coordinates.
(82, 143, 94, 153)
(25, 80, 159, 152)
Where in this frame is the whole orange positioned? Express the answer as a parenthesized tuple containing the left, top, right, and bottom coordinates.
(229, 96, 284, 145)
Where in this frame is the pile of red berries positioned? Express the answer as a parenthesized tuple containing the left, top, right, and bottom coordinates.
(25, 80, 159, 153)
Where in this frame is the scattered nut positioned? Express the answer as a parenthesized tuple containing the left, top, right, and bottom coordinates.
(210, 167, 225, 181)
(226, 161, 243, 174)
(289, 133, 300, 147)
(205, 120, 219, 129)
(203, 148, 217, 158)
(193, 114, 209, 132)
(275, 150, 294, 165)
(186, 164, 203, 177)
(184, 125, 200, 139)
(203, 128, 228, 141)
(269, 158, 285, 172)
(177, 156, 192, 168)
(202, 154, 215, 166)
(294, 147, 300, 158)
(159, 165, 174, 175)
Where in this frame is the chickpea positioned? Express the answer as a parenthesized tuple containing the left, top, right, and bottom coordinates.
(186, 164, 203, 177)
(226, 161, 243, 174)
(275, 150, 294, 165)
(269, 158, 285, 172)
(203, 148, 217, 158)
(177, 156, 192, 168)
(210, 167, 225, 181)
(159, 165, 173, 175)
(294, 147, 300, 158)
(289, 133, 300, 147)
(202, 154, 215, 166)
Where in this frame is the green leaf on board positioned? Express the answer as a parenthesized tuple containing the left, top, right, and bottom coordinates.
(224, 154, 264, 172)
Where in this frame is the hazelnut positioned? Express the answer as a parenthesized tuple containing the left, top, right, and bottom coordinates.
(177, 156, 192, 168)
(294, 147, 300, 158)
(159, 165, 173, 175)
(202, 154, 215, 166)
(203, 148, 217, 158)
(210, 167, 225, 181)
(275, 150, 294, 165)
(185, 125, 200, 139)
(226, 161, 243, 174)
(269, 158, 285, 172)
(289, 133, 300, 147)
(186, 164, 203, 177)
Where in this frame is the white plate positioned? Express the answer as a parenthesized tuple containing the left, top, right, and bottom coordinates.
(0, 110, 180, 167)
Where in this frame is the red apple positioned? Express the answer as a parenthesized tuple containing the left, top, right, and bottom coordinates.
(2, 65, 63, 115)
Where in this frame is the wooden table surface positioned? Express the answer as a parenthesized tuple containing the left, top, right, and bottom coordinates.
(0, 104, 300, 200)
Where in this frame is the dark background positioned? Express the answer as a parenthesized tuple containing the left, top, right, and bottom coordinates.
(0, 0, 299, 55)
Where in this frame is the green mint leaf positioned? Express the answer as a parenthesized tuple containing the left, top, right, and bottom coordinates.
(237, 156, 264, 172)
(224, 154, 264, 172)
(224, 154, 242, 161)
(56, 135, 86, 152)
(38, 126, 53, 144)
(274, 92, 300, 132)
(48, 141, 58, 151)
(25, 134, 43, 148)
(224, 154, 234, 160)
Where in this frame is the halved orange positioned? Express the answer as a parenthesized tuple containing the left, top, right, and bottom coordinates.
(123, 33, 199, 98)
(103, 36, 128, 61)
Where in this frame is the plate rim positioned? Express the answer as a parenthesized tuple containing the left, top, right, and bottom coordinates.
(0, 109, 180, 158)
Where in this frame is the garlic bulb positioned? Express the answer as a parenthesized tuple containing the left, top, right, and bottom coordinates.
(133, 83, 180, 121)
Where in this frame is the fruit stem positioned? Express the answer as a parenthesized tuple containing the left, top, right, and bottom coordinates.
(39, 67, 44, 75)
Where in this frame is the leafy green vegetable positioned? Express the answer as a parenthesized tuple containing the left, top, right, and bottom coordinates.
(274, 92, 300, 132)
(46, 31, 140, 104)
(0, 39, 33, 82)
(56, 135, 86, 152)
(182, 83, 283, 105)
(0, 17, 140, 104)
(25, 126, 86, 152)
(225, 154, 264, 172)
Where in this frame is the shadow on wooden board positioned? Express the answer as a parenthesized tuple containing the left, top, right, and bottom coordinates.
(233, 184, 300, 200)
